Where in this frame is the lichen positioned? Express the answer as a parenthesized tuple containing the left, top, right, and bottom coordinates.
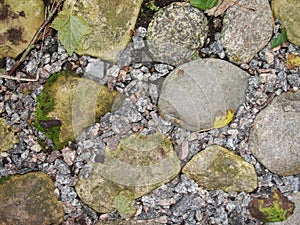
(113, 190, 136, 216)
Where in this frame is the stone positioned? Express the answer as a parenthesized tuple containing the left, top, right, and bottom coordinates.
(182, 145, 257, 192)
(34, 71, 118, 149)
(158, 58, 249, 131)
(146, 2, 208, 65)
(0, 172, 64, 225)
(96, 219, 158, 225)
(272, 0, 300, 46)
(249, 189, 295, 222)
(266, 192, 300, 225)
(0, 118, 19, 152)
(75, 132, 181, 214)
(0, 0, 45, 58)
(69, 0, 143, 62)
(249, 91, 300, 176)
(220, 0, 273, 64)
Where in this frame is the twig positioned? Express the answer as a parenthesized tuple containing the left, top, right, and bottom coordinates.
(2, 0, 64, 79)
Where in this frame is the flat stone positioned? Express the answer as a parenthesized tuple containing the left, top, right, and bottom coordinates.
(266, 192, 300, 225)
(0, 118, 19, 152)
(249, 91, 300, 176)
(0, 0, 45, 58)
(182, 145, 257, 192)
(69, 0, 143, 62)
(34, 71, 118, 149)
(146, 2, 208, 65)
(0, 172, 64, 225)
(75, 132, 181, 214)
(220, 0, 273, 64)
(158, 58, 249, 131)
(272, 0, 300, 46)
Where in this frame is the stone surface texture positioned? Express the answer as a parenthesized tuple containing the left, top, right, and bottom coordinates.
(249, 91, 300, 176)
(75, 132, 181, 213)
(272, 0, 300, 46)
(266, 192, 300, 225)
(158, 58, 249, 131)
(146, 2, 208, 65)
(0, 0, 45, 59)
(0, 172, 64, 225)
(220, 0, 273, 64)
(35, 71, 118, 147)
(182, 145, 257, 192)
(0, 118, 19, 152)
(69, 0, 143, 61)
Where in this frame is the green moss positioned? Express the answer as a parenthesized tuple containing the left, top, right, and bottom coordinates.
(33, 72, 76, 150)
(0, 176, 11, 185)
(113, 190, 136, 216)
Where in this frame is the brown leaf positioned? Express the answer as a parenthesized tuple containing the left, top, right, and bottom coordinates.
(205, 0, 235, 16)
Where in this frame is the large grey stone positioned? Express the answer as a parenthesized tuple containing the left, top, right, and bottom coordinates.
(0, 172, 64, 225)
(220, 0, 273, 64)
(0, 0, 45, 58)
(69, 0, 143, 62)
(158, 58, 249, 131)
(182, 145, 257, 192)
(75, 132, 180, 214)
(249, 91, 300, 176)
(146, 2, 208, 65)
(272, 0, 300, 46)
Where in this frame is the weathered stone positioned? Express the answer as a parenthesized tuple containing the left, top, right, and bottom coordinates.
(0, 172, 64, 225)
(182, 145, 257, 192)
(249, 189, 295, 222)
(220, 0, 273, 64)
(266, 192, 300, 225)
(146, 2, 208, 65)
(34, 71, 118, 149)
(249, 91, 300, 176)
(0, 0, 45, 58)
(69, 0, 143, 62)
(272, 0, 300, 47)
(0, 118, 19, 152)
(158, 58, 249, 131)
(75, 132, 181, 214)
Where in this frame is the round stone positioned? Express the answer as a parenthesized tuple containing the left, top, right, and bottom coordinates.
(220, 0, 273, 64)
(249, 91, 300, 176)
(146, 2, 208, 66)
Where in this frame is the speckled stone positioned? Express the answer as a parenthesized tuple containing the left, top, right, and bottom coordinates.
(182, 145, 257, 192)
(146, 2, 208, 65)
(272, 0, 300, 46)
(249, 91, 300, 176)
(220, 0, 273, 64)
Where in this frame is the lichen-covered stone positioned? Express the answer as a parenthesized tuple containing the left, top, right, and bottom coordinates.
(272, 0, 300, 46)
(0, 118, 19, 152)
(75, 132, 181, 214)
(249, 91, 300, 176)
(0, 0, 45, 58)
(182, 145, 257, 192)
(34, 71, 118, 149)
(146, 2, 208, 65)
(158, 58, 249, 131)
(249, 189, 295, 222)
(0, 172, 64, 225)
(68, 0, 143, 61)
(220, 0, 273, 64)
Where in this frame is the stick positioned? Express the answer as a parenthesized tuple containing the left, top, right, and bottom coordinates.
(3, 0, 64, 79)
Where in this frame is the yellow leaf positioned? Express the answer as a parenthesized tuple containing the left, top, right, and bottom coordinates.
(213, 109, 234, 129)
(286, 54, 300, 70)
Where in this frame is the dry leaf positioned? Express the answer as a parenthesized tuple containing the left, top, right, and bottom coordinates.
(286, 54, 300, 70)
(205, 0, 235, 16)
(213, 109, 235, 128)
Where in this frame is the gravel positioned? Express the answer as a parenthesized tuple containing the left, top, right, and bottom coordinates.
(0, 18, 300, 225)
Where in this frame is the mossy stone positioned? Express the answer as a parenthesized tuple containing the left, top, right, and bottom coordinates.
(0, 118, 19, 152)
(0, 0, 45, 58)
